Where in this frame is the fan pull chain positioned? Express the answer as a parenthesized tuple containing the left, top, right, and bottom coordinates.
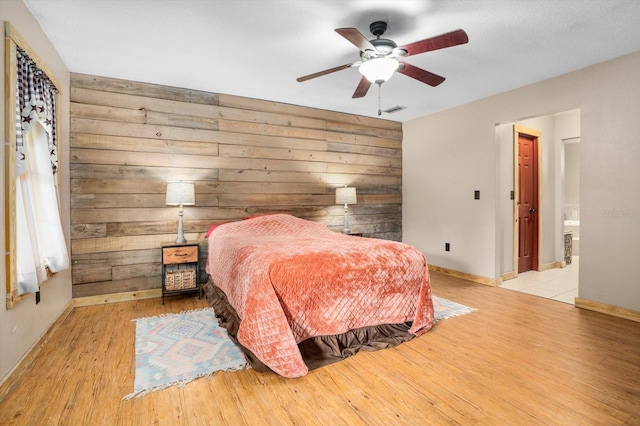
(377, 83, 382, 116)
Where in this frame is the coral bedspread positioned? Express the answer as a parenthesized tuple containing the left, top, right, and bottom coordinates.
(206, 214, 434, 378)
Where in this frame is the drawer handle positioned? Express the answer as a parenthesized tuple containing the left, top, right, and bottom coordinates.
(175, 253, 189, 256)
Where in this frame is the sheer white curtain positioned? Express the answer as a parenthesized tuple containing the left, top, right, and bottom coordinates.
(15, 47, 69, 295)
(17, 121, 69, 294)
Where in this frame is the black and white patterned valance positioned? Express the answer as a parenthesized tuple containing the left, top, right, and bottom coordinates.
(15, 46, 58, 176)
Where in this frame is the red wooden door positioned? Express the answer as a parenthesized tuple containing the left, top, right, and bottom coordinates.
(518, 134, 539, 272)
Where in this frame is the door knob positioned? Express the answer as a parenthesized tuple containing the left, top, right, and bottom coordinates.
(529, 208, 536, 214)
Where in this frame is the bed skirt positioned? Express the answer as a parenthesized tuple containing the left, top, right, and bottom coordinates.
(203, 276, 416, 374)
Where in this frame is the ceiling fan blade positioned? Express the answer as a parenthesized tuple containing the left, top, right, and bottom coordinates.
(398, 29, 469, 57)
(296, 64, 352, 82)
(335, 28, 377, 52)
(397, 62, 446, 87)
(352, 76, 372, 98)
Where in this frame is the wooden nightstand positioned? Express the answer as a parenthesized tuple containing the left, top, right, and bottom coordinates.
(161, 241, 200, 304)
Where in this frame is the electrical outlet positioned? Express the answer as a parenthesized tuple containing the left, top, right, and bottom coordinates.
(445, 242, 450, 252)
(474, 190, 480, 200)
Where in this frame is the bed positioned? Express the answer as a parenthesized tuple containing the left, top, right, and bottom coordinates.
(204, 213, 434, 378)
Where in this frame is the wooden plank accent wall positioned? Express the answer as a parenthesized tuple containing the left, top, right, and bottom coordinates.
(69, 73, 403, 297)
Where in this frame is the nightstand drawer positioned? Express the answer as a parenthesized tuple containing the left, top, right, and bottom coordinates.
(163, 245, 198, 264)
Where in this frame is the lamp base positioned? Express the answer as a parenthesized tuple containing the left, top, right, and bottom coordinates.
(175, 206, 186, 244)
(342, 204, 350, 234)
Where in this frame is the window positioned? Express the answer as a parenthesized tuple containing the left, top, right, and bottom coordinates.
(5, 23, 68, 308)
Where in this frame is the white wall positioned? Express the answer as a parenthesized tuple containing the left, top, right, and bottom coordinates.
(495, 123, 513, 276)
(564, 143, 580, 210)
(404, 51, 640, 312)
(403, 108, 498, 279)
(1, 0, 72, 383)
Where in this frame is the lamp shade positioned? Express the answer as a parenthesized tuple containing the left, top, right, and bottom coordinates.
(359, 57, 399, 84)
(166, 181, 195, 206)
(335, 186, 357, 205)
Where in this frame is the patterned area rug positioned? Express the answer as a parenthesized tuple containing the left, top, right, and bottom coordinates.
(125, 298, 473, 398)
(124, 308, 248, 399)
(433, 296, 476, 321)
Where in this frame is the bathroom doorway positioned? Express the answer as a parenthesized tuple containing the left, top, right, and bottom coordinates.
(498, 109, 580, 304)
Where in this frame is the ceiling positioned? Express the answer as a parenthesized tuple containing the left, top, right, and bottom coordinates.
(23, 0, 640, 122)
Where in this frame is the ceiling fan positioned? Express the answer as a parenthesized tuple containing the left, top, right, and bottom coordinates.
(297, 21, 469, 99)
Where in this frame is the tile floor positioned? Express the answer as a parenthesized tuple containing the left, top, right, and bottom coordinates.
(500, 256, 579, 304)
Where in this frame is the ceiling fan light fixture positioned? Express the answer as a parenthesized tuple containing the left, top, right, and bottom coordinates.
(359, 57, 399, 84)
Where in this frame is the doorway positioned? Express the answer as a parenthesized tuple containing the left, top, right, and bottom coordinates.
(499, 111, 580, 305)
(514, 126, 540, 273)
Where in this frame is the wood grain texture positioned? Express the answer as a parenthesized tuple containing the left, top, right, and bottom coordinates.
(70, 73, 220, 104)
(1, 273, 639, 424)
(219, 93, 402, 131)
(69, 73, 403, 296)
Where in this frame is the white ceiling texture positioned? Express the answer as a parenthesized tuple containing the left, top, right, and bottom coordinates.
(23, 0, 640, 122)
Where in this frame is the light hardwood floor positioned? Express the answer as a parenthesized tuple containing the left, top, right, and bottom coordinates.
(1, 272, 639, 425)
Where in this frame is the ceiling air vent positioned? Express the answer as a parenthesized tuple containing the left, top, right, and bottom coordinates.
(383, 105, 406, 114)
